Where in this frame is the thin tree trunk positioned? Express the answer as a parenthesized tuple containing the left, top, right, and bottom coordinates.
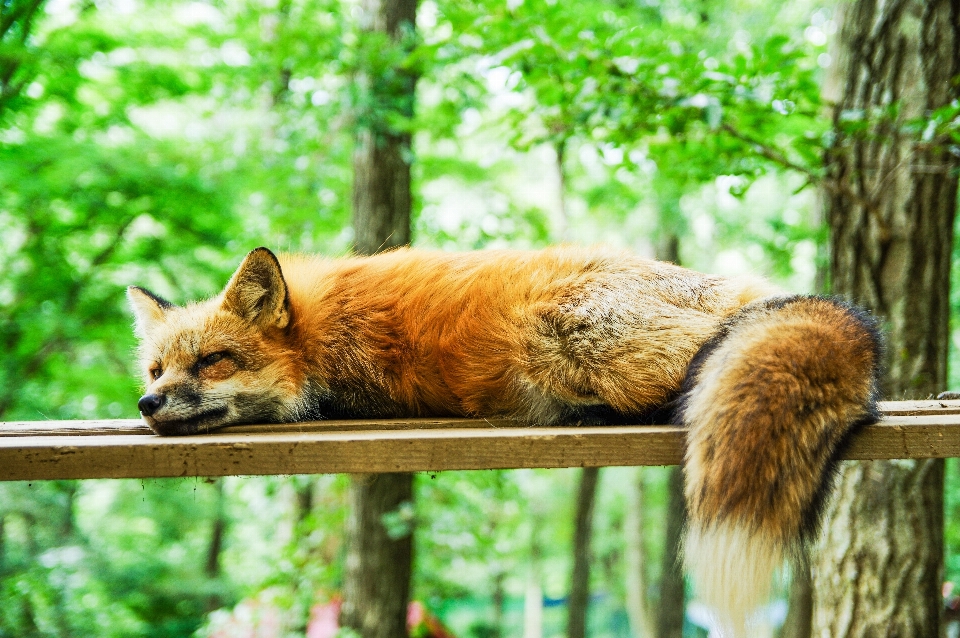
(205, 479, 226, 578)
(523, 524, 544, 638)
(652, 237, 685, 638)
(205, 479, 227, 612)
(814, 1, 959, 636)
(351, 0, 417, 254)
(353, 127, 413, 252)
(555, 139, 569, 241)
(341, 473, 415, 638)
(625, 468, 655, 638)
(342, 1, 417, 636)
(656, 467, 685, 638)
(59, 481, 77, 539)
(654, 234, 680, 266)
(295, 478, 314, 524)
(492, 570, 505, 638)
(780, 560, 812, 638)
(568, 467, 600, 638)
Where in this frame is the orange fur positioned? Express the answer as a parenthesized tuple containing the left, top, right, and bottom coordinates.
(678, 297, 881, 635)
(128, 246, 882, 634)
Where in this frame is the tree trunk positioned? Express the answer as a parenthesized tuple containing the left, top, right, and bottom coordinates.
(625, 468, 655, 638)
(523, 523, 544, 638)
(342, 1, 418, 636)
(555, 139, 570, 241)
(654, 234, 680, 266)
(205, 479, 226, 579)
(205, 479, 227, 612)
(814, 1, 959, 636)
(351, 0, 417, 254)
(341, 473, 415, 638)
(295, 478, 315, 525)
(59, 481, 77, 539)
(492, 570, 505, 638)
(815, 460, 944, 636)
(656, 467, 686, 638)
(780, 560, 812, 638)
(653, 236, 685, 638)
(568, 467, 600, 638)
(354, 128, 413, 252)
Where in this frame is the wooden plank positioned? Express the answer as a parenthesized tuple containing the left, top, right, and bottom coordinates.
(0, 419, 152, 436)
(877, 399, 960, 416)
(6, 400, 960, 437)
(2, 401, 960, 481)
(1, 425, 684, 480)
(0, 417, 517, 437)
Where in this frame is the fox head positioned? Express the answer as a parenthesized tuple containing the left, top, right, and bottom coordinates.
(128, 248, 305, 435)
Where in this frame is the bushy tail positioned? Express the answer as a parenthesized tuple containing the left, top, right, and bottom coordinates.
(676, 296, 882, 637)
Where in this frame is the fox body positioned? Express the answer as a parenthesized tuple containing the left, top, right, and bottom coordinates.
(128, 246, 882, 636)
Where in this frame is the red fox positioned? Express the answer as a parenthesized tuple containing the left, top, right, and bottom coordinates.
(128, 246, 881, 636)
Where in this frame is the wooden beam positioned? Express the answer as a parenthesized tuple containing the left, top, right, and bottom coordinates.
(2, 400, 960, 481)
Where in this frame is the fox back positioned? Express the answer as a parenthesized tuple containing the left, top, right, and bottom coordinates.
(129, 246, 882, 636)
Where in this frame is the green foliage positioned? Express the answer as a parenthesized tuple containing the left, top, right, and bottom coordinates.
(438, 0, 826, 177)
(0, 135, 236, 420)
(0, 479, 233, 637)
(0, 0, 50, 118)
(415, 470, 525, 601)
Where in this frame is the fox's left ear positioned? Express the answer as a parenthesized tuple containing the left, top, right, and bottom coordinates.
(222, 247, 290, 330)
(127, 286, 174, 337)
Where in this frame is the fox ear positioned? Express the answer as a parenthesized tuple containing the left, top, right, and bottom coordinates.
(127, 286, 174, 337)
(222, 247, 290, 329)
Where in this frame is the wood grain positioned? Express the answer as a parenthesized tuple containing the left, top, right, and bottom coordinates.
(2, 401, 960, 481)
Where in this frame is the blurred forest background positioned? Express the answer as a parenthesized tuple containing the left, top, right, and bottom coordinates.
(1, 0, 960, 636)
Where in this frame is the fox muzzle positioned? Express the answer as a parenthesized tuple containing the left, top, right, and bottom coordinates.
(138, 393, 166, 417)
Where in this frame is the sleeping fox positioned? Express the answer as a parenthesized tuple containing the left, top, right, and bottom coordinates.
(128, 246, 882, 636)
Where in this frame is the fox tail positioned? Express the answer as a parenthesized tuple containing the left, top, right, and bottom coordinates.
(677, 296, 882, 637)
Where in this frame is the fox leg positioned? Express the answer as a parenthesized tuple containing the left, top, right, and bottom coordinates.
(677, 296, 882, 636)
(517, 275, 726, 423)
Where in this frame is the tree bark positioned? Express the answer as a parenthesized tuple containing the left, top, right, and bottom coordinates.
(523, 523, 544, 638)
(652, 238, 685, 638)
(656, 467, 686, 638)
(205, 480, 226, 578)
(343, 1, 418, 636)
(625, 468, 655, 638)
(814, 1, 959, 636)
(351, 0, 417, 253)
(555, 139, 570, 242)
(815, 460, 944, 636)
(353, 128, 413, 252)
(492, 570, 505, 638)
(341, 473, 415, 638)
(205, 479, 227, 611)
(568, 467, 600, 638)
(781, 560, 812, 638)
(295, 478, 315, 525)
(59, 481, 77, 540)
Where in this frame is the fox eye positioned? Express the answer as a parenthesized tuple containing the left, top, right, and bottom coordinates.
(150, 367, 162, 380)
(199, 351, 228, 368)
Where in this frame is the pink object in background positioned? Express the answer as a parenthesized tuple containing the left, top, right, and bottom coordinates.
(306, 597, 455, 638)
(306, 598, 341, 638)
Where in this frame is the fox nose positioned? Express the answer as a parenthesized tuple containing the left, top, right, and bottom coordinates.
(138, 394, 166, 417)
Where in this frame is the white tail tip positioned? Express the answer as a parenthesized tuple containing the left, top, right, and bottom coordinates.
(684, 522, 786, 638)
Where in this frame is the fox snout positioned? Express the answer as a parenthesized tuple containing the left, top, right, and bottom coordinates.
(138, 393, 165, 417)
